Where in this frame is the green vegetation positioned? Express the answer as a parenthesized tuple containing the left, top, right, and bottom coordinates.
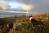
(14, 15, 49, 33)
(6, 16, 16, 24)
(2, 15, 49, 33)
(0, 16, 16, 25)
(15, 22, 49, 33)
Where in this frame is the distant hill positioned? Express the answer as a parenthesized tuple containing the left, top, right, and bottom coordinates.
(31, 13, 49, 20)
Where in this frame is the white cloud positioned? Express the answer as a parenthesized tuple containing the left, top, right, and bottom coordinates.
(9, 2, 22, 8)
(21, 4, 33, 10)
(0, 0, 5, 3)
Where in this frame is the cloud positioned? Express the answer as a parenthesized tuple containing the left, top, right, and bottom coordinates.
(0, 0, 5, 3)
(0, 0, 17, 9)
(0, 0, 49, 14)
(21, 4, 33, 10)
(9, 2, 17, 8)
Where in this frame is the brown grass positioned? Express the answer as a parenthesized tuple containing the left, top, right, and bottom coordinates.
(7, 15, 49, 33)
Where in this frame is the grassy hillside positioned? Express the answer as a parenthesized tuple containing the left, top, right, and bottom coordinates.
(15, 14, 49, 33)
(3, 14, 49, 33)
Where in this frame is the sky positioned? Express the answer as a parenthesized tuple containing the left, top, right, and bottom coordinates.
(16, 0, 49, 15)
(0, 0, 17, 8)
(0, 0, 49, 15)
(5, 0, 17, 8)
